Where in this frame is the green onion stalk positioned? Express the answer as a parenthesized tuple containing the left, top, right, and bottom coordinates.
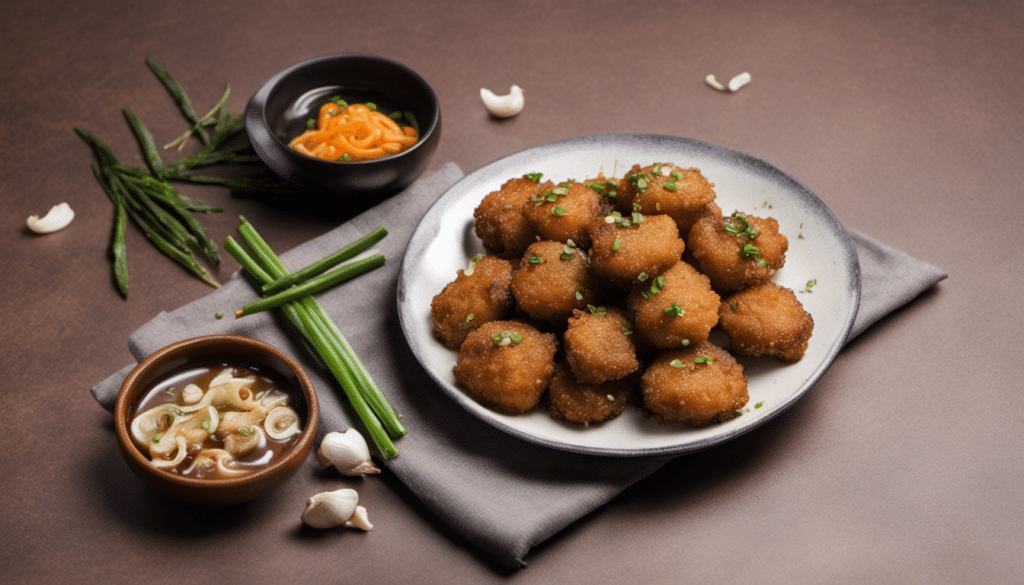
(225, 218, 405, 458)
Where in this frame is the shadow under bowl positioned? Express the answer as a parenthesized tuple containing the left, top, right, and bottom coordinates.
(245, 53, 441, 214)
(114, 335, 319, 506)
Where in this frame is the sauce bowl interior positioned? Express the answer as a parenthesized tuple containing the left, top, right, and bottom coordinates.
(114, 335, 319, 505)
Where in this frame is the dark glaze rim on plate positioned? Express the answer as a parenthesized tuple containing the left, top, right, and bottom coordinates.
(398, 133, 861, 457)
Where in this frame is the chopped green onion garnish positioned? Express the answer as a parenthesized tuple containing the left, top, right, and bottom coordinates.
(664, 302, 685, 317)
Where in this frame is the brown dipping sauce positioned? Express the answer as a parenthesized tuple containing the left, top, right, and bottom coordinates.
(130, 361, 306, 479)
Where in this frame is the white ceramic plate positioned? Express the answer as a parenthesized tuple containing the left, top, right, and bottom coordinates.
(397, 134, 860, 457)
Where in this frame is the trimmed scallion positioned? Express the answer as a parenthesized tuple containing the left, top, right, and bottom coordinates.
(261, 226, 388, 294)
(228, 218, 405, 458)
(235, 254, 385, 317)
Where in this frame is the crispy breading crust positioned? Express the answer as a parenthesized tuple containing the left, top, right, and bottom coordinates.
(430, 256, 515, 348)
(718, 282, 814, 362)
(564, 307, 640, 384)
(641, 341, 748, 426)
(453, 320, 558, 414)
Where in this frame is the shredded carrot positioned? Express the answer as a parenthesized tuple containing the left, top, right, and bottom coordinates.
(288, 102, 419, 162)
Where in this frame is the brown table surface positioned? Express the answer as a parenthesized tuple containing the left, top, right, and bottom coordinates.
(3, 0, 1021, 582)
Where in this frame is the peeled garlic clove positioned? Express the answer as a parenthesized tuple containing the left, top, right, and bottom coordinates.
(27, 202, 75, 234)
(705, 74, 726, 91)
(345, 506, 373, 531)
(317, 429, 380, 476)
(264, 406, 302, 440)
(728, 71, 752, 92)
(301, 488, 371, 530)
(480, 85, 524, 118)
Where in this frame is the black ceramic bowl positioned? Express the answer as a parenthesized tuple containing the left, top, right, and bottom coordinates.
(246, 53, 441, 211)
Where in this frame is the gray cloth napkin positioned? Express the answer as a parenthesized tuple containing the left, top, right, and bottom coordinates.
(91, 162, 946, 569)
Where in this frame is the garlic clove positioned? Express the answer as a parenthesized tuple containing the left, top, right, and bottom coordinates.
(317, 429, 381, 476)
(728, 71, 752, 92)
(706, 72, 752, 93)
(705, 74, 726, 91)
(480, 85, 525, 118)
(344, 506, 373, 531)
(301, 488, 370, 530)
(27, 202, 75, 234)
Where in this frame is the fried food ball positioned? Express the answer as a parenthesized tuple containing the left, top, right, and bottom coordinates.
(511, 240, 602, 326)
(563, 307, 640, 384)
(615, 164, 717, 224)
(718, 282, 814, 362)
(430, 256, 515, 348)
(453, 320, 558, 414)
(473, 176, 546, 259)
(688, 211, 789, 293)
(628, 261, 721, 349)
(547, 360, 632, 426)
(640, 341, 748, 426)
(581, 175, 620, 215)
(588, 212, 685, 285)
(676, 200, 723, 241)
(521, 180, 604, 248)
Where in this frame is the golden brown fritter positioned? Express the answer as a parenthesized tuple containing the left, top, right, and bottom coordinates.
(581, 175, 620, 215)
(640, 341, 748, 426)
(615, 164, 717, 221)
(510, 240, 603, 326)
(588, 212, 684, 285)
(563, 307, 640, 384)
(676, 201, 723, 242)
(628, 261, 721, 349)
(453, 320, 558, 414)
(718, 282, 814, 362)
(473, 176, 546, 259)
(688, 211, 788, 293)
(521, 180, 604, 248)
(430, 256, 515, 349)
(547, 360, 632, 426)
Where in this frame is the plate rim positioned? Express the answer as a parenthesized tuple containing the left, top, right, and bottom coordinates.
(398, 132, 861, 458)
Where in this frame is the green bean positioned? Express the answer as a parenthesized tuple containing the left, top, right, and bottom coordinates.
(165, 84, 232, 151)
(145, 59, 207, 145)
(122, 108, 166, 176)
(262, 226, 388, 294)
(91, 164, 130, 298)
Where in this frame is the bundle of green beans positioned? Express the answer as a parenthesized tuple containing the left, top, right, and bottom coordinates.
(76, 59, 300, 298)
(225, 218, 405, 458)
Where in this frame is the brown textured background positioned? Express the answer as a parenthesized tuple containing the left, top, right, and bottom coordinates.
(2, 0, 1020, 582)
